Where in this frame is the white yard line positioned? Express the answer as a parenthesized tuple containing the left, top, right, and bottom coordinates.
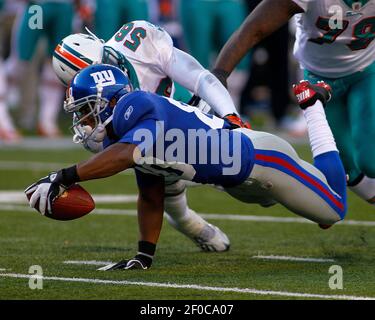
(0, 272, 372, 300)
(253, 255, 335, 263)
(0, 161, 134, 175)
(0, 137, 80, 150)
(0, 204, 139, 216)
(0, 192, 137, 204)
(91, 195, 137, 203)
(1, 203, 375, 227)
(63, 260, 113, 266)
(0, 161, 75, 171)
(63, 255, 334, 269)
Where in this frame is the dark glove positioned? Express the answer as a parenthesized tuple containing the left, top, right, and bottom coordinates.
(98, 255, 151, 271)
(97, 241, 156, 271)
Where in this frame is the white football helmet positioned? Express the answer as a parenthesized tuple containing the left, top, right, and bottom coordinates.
(52, 32, 104, 86)
(53, 30, 128, 86)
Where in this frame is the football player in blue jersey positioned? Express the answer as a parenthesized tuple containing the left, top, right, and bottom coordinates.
(25, 64, 347, 270)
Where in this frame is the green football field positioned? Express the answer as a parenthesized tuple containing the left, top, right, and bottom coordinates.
(0, 142, 375, 300)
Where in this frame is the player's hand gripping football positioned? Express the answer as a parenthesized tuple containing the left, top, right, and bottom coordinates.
(25, 172, 67, 215)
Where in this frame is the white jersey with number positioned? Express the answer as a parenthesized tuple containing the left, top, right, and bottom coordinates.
(105, 20, 176, 95)
(292, 0, 375, 78)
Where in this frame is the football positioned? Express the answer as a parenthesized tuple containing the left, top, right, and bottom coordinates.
(28, 184, 95, 221)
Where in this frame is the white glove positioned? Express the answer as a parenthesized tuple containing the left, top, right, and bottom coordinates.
(25, 172, 66, 215)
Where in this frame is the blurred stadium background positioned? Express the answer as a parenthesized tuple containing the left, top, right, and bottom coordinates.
(0, 0, 307, 143)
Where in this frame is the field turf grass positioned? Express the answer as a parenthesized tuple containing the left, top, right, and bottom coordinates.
(0, 145, 375, 300)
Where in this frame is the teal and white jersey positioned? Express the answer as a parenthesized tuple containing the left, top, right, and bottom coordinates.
(292, 0, 375, 77)
(105, 20, 175, 96)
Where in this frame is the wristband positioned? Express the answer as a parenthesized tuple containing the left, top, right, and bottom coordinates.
(57, 165, 80, 187)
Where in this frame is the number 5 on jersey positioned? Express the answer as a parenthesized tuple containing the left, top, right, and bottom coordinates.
(114, 22, 147, 52)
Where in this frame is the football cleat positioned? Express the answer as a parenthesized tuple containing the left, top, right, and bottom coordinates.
(166, 209, 230, 252)
(293, 80, 332, 110)
(193, 223, 230, 252)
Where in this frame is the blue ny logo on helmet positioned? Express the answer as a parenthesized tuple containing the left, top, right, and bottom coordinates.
(64, 64, 133, 145)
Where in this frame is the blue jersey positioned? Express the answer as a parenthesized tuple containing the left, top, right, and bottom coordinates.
(105, 91, 254, 187)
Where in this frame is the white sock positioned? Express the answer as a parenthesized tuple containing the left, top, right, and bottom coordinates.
(303, 100, 338, 158)
(350, 175, 375, 205)
(164, 190, 190, 222)
(38, 63, 63, 131)
(164, 190, 206, 236)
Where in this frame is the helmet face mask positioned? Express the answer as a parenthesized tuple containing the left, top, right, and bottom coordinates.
(64, 64, 133, 148)
(102, 46, 128, 73)
(65, 89, 109, 145)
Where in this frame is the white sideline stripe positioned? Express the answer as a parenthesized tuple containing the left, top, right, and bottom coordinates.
(253, 255, 335, 263)
(0, 273, 372, 300)
(65, 255, 335, 267)
(0, 161, 74, 171)
(2, 203, 375, 227)
(0, 192, 137, 204)
(64, 260, 113, 266)
(92, 195, 137, 204)
(0, 161, 134, 175)
(0, 204, 138, 216)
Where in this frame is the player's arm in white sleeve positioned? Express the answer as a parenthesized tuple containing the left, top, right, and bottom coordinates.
(165, 48, 239, 117)
(150, 22, 238, 117)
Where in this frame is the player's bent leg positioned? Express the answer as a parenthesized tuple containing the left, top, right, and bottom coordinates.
(294, 81, 347, 221)
(231, 129, 346, 225)
(164, 180, 230, 252)
(347, 67, 375, 205)
(305, 70, 363, 186)
(227, 81, 347, 225)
